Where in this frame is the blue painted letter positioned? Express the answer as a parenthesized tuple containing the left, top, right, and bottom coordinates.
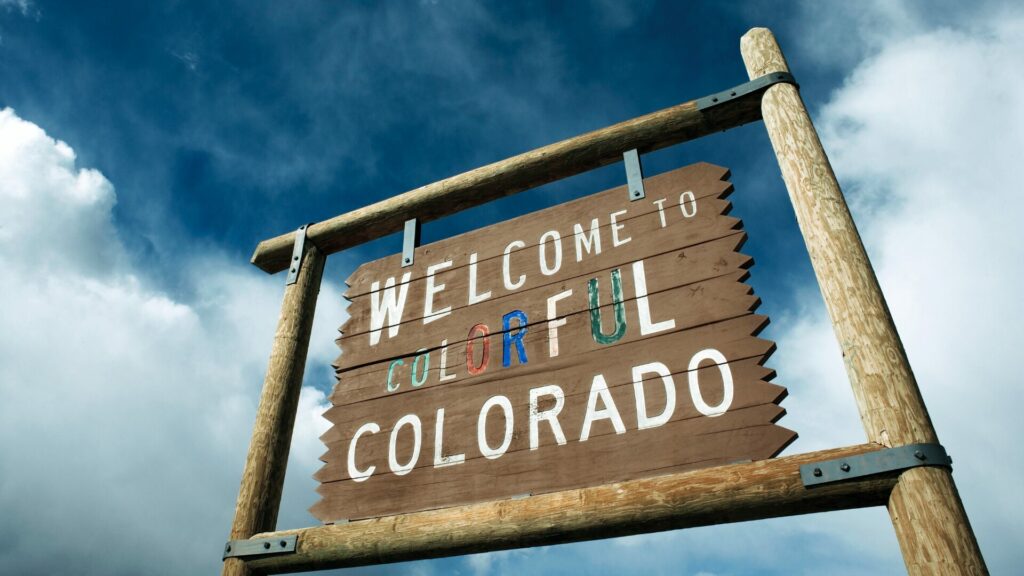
(502, 310, 529, 367)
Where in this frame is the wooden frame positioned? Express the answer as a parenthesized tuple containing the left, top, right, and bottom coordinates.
(223, 28, 986, 576)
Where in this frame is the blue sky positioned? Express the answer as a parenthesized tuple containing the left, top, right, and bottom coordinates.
(1, 1, 1022, 574)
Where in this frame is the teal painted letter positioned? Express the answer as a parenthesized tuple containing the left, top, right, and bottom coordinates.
(589, 268, 627, 345)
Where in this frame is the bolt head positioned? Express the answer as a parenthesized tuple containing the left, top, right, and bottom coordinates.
(263, 542, 271, 550)
(915, 450, 926, 461)
(812, 467, 822, 477)
(840, 463, 851, 472)
(280, 540, 288, 548)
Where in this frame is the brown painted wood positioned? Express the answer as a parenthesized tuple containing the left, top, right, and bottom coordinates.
(313, 164, 793, 523)
(244, 443, 892, 574)
(328, 286, 763, 408)
(250, 90, 771, 275)
(741, 27, 986, 575)
(222, 244, 326, 576)
(341, 162, 733, 300)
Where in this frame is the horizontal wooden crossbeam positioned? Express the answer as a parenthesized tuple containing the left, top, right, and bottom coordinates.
(241, 443, 893, 574)
(250, 84, 770, 274)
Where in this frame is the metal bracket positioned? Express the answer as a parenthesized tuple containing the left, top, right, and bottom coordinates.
(223, 534, 298, 560)
(801, 443, 951, 488)
(402, 218, 420, 267)
(285, 223, 313, 285)
(696, 71, 798, 111)
(623, 149, 645, 201)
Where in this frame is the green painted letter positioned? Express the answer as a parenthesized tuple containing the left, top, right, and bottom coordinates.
(589, 268, 627, 345)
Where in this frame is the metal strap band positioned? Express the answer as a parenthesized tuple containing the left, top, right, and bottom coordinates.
(696, 71, 798, 111)
(623, 149, 645, 201)
(223, 534, 298, 560)
(801, 443, 951, 487)
(402, 218, 420, 267)
(285, 223, 312, 285)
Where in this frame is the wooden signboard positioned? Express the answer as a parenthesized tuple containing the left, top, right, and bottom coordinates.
(312, 162, 795, 522)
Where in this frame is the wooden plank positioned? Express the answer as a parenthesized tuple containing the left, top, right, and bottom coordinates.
(250, 89, 771, 274)
(314, 164, 793, 523)
(245, 443, 893, 574)
(341, 162, 733, 300)
(327, 294, 765, 409)
(222, 244, 327, 576)
(741, 27, 986, 574)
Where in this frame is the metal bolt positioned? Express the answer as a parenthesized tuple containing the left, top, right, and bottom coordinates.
(812, 467, 822, 477)
(290, 268, 296, 273)
(711, 97, 719, 102)
(404, 258, 410, 264)
(226, 544, 232, 552)
(280, 540, 288, 548)
(840, 463, 851, 472)
(263, 542, 271, 550)
(730, 91, 737, 97)
(293, 255, 299, 261)
(914, 450, 926, 461)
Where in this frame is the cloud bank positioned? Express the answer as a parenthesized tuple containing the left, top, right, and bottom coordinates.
(0, 107, 343, 575)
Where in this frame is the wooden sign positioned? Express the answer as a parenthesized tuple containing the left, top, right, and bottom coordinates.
(312, 162, 795, 523)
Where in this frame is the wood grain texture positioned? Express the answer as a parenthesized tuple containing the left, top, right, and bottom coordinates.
(222, 244, 326, 576)
(250, 95, 771, 274)
(313, 164, 794, 523)
(243, 443, 893, 574)
(741, 27, 986, 575)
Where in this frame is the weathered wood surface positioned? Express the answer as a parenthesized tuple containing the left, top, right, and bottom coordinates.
(741, 27, 986, 575)
(248, 443, 893, 574)
(313, 164, 794, 523)
(251, 92, 773, 274)
(223, 244, 327, 576)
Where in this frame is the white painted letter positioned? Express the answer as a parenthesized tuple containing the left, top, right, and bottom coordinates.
(688, 348, 734, 417)
(538, 230, 563, 276)
(347, 422, 379, 482)
(503, 240, 526, 290)
(477, 395, 514, 459)
(438, 339, 456, 382)
(388, 414, 422, 476)
(423, 260, 453, 324)
(433, 408, 465, 468)
(369, 272, 412, 345)
(573, 219, 602, 262)
(679, 190, 697, 218)
(468, 252, 492, 305)
(610, 209, 631, 247)
(546, 289, 573, 358)
(529, 385, 566, 450)
(632, 260, 676, 335)
(652, 198, 668, 228)
(580, 374, 626, 441)
(632, 362, 675, 430)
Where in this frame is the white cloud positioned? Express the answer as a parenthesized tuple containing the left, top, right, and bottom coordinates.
(809, 14, 1024, 573)
(0, 107, 345, 574)
(0, 0, 32, 16)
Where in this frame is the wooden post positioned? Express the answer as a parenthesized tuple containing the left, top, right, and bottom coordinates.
(740, 28, 987, 575)
(223, 243, 326, 576)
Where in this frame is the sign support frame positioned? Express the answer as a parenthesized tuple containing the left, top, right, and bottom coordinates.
(222, 27, 986, 575)
(740, 27, 985, 574)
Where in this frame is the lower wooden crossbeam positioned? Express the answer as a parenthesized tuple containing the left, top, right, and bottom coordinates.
(241, 443, 893, 574)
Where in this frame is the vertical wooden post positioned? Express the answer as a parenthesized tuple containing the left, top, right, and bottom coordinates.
(740, 28, 986, 575)
(223, 243, 326, 576)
